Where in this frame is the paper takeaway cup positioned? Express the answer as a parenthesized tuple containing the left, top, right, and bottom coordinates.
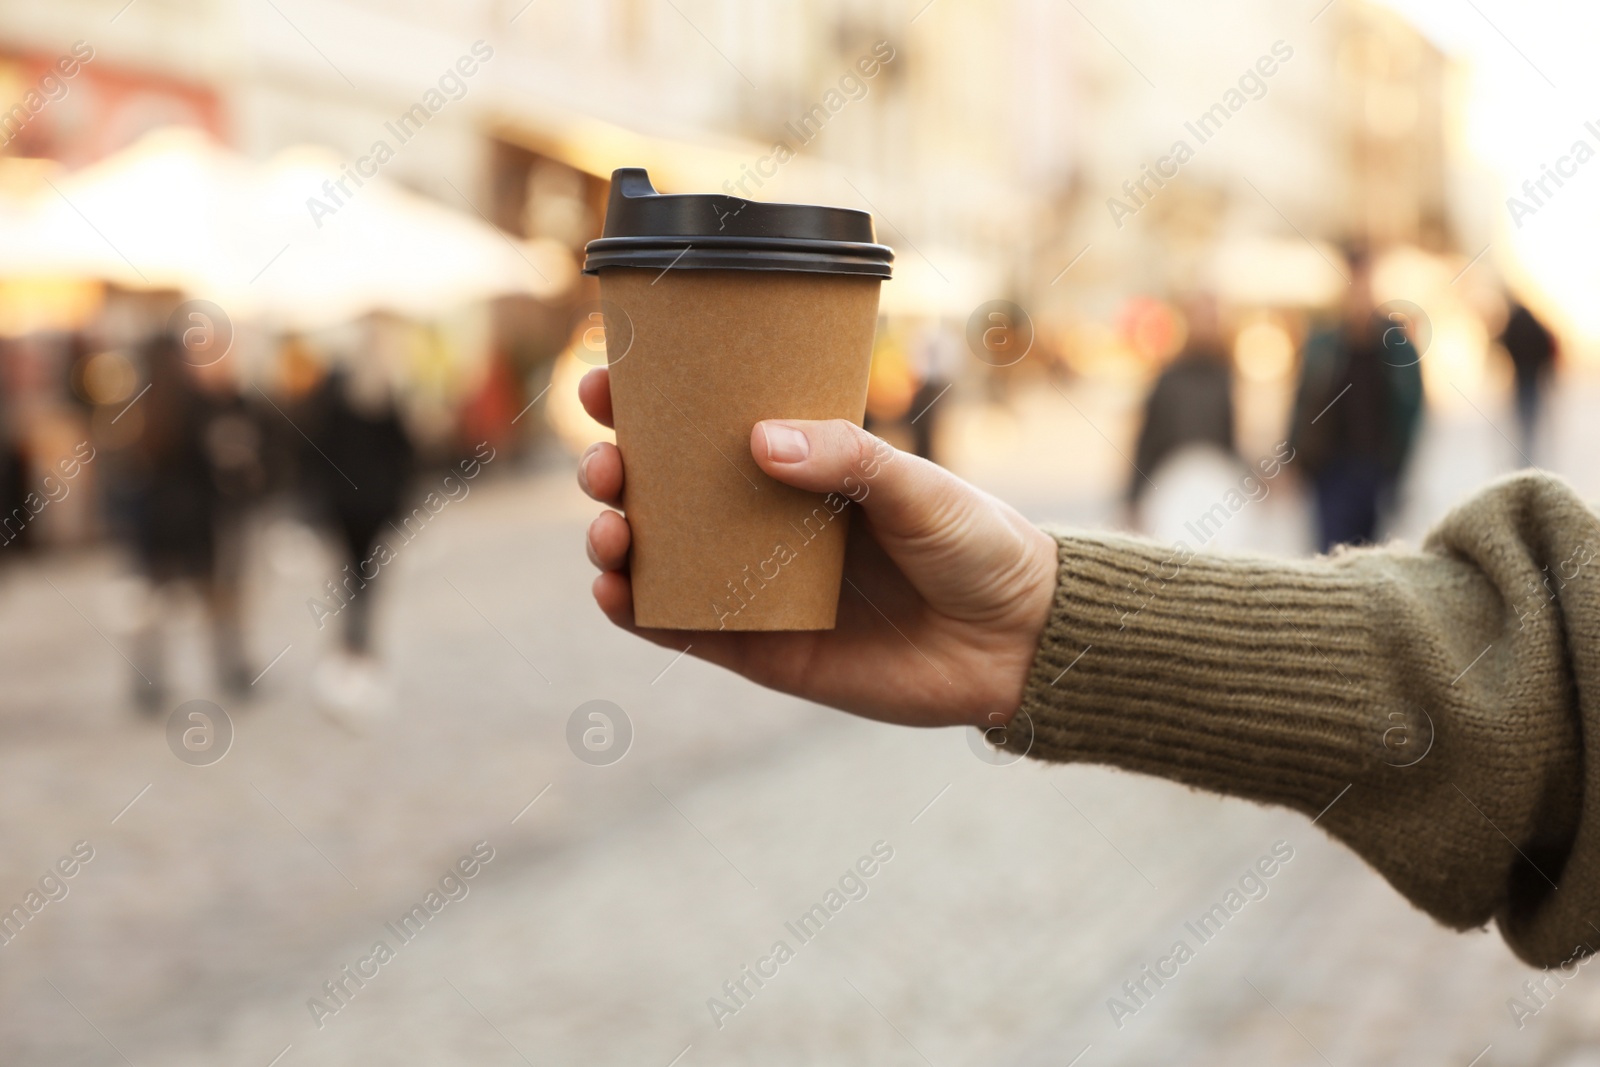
(583, 168, 893, 630)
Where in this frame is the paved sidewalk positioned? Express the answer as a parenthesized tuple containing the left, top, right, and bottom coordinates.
(3, 376, 1599, 1064)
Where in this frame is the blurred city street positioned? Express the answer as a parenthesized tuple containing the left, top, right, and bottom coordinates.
(4, 377, 1600, 1067)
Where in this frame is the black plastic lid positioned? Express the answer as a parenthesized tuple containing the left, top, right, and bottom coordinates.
(582, 168, 894, 279)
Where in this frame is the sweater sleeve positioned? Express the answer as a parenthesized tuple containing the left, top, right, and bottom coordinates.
(1009, 470, 1600, 968)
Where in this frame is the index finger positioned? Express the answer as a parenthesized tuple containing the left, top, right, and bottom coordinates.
(579, 368, 614, 429)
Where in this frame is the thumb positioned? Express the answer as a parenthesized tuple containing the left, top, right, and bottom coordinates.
(750, 419, 967, 542)
(750, 418, 1050, 623)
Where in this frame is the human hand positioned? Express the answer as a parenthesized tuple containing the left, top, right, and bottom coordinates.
(578, 367, 1058, 730)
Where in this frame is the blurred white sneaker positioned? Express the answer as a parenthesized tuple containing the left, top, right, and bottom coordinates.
(311, 652, 394, 729)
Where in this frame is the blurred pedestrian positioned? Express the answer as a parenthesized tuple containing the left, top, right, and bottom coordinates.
(1498, 297, 1558, 459)
(301, 356, 416, 719)
(904, 318, 962, 462)
(1125, 293, 1280, 550)
(1128, 292, 1236, 512)
(194, 353, 271, 690)
(1289, 249, 1424, 552)
(122, 333, 262, 711)
(0, 345, 28, 560)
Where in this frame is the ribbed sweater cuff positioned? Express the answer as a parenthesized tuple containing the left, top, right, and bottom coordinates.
(1011, 533, 1378, 817)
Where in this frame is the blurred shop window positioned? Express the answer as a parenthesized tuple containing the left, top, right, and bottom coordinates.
(524, 162, 595, 248)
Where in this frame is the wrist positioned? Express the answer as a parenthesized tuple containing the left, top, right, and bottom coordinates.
(968, 524, 1060, 731)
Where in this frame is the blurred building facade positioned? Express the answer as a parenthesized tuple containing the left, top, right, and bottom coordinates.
(0, 1, 1465, 316)
(2, 0, 1574, 557)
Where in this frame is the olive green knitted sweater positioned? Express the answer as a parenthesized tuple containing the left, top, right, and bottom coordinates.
(1012, 471, 1600, 968)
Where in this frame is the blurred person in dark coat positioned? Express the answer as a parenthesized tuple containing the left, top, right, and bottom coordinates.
(124, 333, 266, 710)
(1289, 249, 1424, 553)
(301, 355, 415, 719)
(1128, 293, 1236, 511)
(0, 345, 27, 558)
(1498, 297, 1558, 459)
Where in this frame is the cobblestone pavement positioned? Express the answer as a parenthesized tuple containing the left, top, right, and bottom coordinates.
(3, 380, 1600, 1065)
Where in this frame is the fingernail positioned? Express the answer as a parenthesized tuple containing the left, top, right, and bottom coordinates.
(578, 448, 595, 490)
(761, 422, 810, 463)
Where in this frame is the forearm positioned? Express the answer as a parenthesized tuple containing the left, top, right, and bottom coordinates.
(1012, 471, 1600, 967)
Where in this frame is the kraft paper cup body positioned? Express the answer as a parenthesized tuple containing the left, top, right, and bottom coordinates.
(599, 267, 880, 630)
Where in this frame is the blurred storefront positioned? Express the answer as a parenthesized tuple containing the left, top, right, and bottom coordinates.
(0, 44, 224, 165)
